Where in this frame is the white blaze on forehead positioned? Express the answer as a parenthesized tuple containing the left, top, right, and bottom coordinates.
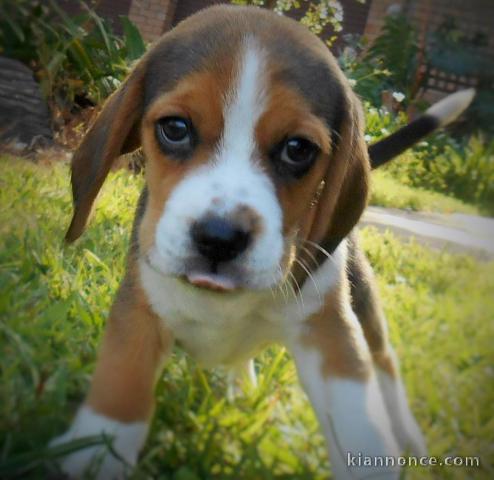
(219, 37, 267, 164)
(148, 37, 284, 291)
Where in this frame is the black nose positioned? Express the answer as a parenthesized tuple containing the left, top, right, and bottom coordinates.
(191, 216, 251, 264)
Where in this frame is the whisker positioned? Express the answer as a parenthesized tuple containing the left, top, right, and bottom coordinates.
(297, 244, 319, 270)
(330, 128, 342, 143)
(268, 277, 277, 301)
(302, 239, 336, 264)
(294, 257, 322, 306)
(275, 266, 290, 305)
(284, 278, 300, 312)
(287, 270, 305, 318)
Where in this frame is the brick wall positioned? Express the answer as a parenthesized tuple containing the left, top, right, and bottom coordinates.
(363, 0, 494, 98)
(58, 0, 133, 34)
(337, 0, 372, 50)
(172, 0, 224, 26)
(406, 0, 494, 59)
(365, 0, 493, 57)
(128, 0, 176, 42)
(363, 0, 404, 42)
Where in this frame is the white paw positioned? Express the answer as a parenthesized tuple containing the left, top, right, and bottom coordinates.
(50, 406, 148, 479)
(376, 369, 427, 456)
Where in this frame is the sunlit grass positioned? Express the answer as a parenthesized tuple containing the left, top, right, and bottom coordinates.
(370, 170, 480, 215)
(1, 156, 493, 479)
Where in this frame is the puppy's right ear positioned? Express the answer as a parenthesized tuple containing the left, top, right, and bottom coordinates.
(66, 61, 147, 242)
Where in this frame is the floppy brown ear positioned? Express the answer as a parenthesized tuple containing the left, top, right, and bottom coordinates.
(307, 88, 370, 255)
(65, 61, 147, 242)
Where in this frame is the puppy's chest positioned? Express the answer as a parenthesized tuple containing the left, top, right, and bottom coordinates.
(140, 262, 288, 366)
(168, 309, 280, 367)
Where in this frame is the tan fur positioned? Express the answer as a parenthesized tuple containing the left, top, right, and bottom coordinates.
(306, 89, 370, 249)
(230, 205, 263, 238)
(348, 237, 399, 377)
(62, 5, 408, 465)
(66, 60, 148, 242)
(137, 65, 241, 252)
(87, 256, 173, 421)
(256, 83, 332, 155)
(289, 89, 370, 285)
(67, 6, 375, 390)
(301, 275, 372, 380)
(144, 69, 231, 146)
(255, 82, 332, 236)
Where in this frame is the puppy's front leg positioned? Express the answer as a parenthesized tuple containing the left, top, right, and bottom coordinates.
(51, 278, 173, 479)
(289, 294, 400, 480)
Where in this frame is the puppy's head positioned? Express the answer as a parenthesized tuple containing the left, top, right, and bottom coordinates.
(67, 6, 369, 292)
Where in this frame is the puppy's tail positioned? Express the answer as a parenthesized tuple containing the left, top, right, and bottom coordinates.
(368, 89, 475, 169)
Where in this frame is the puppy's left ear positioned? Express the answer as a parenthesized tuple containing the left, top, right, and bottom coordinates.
(66, 61, 147, 242)
(308, 88, 370, 253)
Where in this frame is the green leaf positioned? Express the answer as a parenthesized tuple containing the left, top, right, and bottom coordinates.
(85, 5, 116, 58)
(0, 10, 26, 43)
(0, 436, 105, 476)
(120, 16, 146, 62)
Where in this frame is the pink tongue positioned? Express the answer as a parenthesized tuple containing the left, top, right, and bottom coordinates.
(187, 272, 237, 292)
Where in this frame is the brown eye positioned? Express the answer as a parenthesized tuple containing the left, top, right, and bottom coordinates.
(155, 116, 197, 160)
(156, 117, 190, 145)
(282, 137, 319, 165)
(271, 136, 320, 178)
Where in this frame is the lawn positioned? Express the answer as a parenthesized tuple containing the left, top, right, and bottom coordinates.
(0, 156, 493, 479)
(370, 170, 481, 216)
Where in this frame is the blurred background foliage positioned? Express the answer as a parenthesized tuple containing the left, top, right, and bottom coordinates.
(0, 0, 145, 115)
(1, 2, 493, 477)
(233, 0, 358, 40)
(0, 0, 492, 212)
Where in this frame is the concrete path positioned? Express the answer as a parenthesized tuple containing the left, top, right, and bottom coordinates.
(361, 206, 494, 260)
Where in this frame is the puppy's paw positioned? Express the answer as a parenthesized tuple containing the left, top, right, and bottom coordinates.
(376, 370, 427, 457)
(50, 406, 148, 479)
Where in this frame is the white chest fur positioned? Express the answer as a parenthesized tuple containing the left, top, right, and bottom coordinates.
(139, 260, 282, 366)
(138, 241, 347, 367)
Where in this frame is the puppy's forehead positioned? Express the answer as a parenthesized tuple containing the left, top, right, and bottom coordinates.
(144, 6, 345, 128)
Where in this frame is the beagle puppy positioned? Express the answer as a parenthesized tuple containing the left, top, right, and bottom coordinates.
(51, 5, 474, 479)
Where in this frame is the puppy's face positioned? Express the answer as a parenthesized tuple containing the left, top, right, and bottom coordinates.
(66, 6, 369, 293)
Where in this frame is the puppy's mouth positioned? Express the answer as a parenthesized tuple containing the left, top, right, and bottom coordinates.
(145, 251, 241, 293)
(184, 271, 238, 292)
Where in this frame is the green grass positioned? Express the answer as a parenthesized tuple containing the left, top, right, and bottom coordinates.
(1, 156, 493, 479)
(370, 170, 481, 215)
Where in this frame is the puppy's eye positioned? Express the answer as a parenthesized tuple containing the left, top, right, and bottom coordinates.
(282, 138, 318, 165)
(155, 116, 195, 157)
(272, 137, 319, 178)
